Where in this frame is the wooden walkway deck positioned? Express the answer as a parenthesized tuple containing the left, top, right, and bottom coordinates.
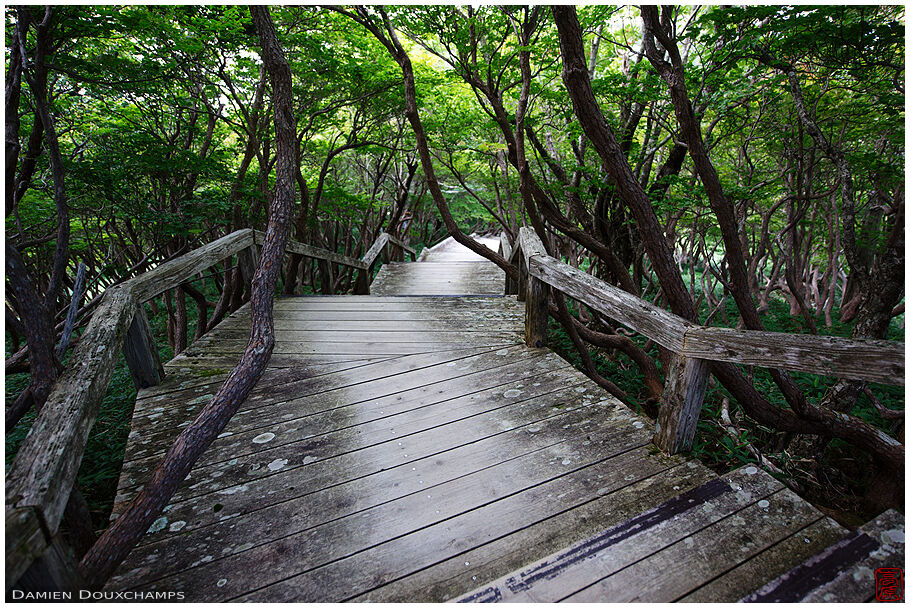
(107, 241, 904, 602)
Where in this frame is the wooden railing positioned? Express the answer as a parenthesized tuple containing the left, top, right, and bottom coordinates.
(5, 228, 415, 591)
(506, 227, 905, 453)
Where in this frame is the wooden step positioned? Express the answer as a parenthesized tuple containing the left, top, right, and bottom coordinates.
(455, 466, 853, 602)
(740, 508, 905, 602)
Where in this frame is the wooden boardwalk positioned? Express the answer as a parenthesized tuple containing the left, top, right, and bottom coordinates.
(372, 235, 505, 295)
(107, 241, 903, 602)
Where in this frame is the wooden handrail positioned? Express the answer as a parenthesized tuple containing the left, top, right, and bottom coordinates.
(130, 230, 256, 301)
(361, 232, 390, 268)
(508, 227, 905, 452)
(252, 230, 368, 270)
(5, 227, 419, 590)
(513, 228, 904, 384)
(5, 232, 261, 590)
(386, 234, 417, 259)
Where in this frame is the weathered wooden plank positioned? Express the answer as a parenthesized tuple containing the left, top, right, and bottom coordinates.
(231, 439, 674, 603)
(123, 347, 561, 460)
(122, 305, 164, 389)
(6, 287, 137, 536)
(742, 509, 905, 603)
(166, 352, 392, 369)
(6, 507, 48, 591)
(123, 363, 588, 512)
(253, 229, 367, 270)
(128, 230, 254, 302)
(269, 296, 520, 309)
(565, 487, 823, 601)
(359, 459, 715, 602)
(134, 345, 550, 427)
(215, 319, 521, 332)
(133, 356, 517, 455)
(361, 232, 389, 268)
(373, 262, 505, 270)
(280, 291, 509, 297)
(113, 371, 596, 533)
(123, 345, 538, 443)
(680, 516, 849, 602)
(653, 355, 709, 454)
(196, 329, 521, 344)
(121, 402, 647, 599)
(456, 466, 784, 603)
(111, 397, 627, 590)
(529, 254, 691, 352)
(183, 340, 497, 356)
(682, 326, 905, 386)
(117, 350, 573, 484)
(370, 269, 506, 296)
(134, 356, 387, 407)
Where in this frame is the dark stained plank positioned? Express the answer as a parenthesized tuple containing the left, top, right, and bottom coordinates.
(357, 460, 716, 602)
(454, 467, 788, 603)
(562, 486, 824, 601)
(679, 516, 849, 602)
(741, 509, 905, 603)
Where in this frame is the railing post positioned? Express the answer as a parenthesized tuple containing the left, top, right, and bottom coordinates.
(15, 534, 83, 593)
(354, 267, 371, 295)
(501, 233, 519, 296)
(123, 304, 164, 389)
(237, 244, 259, 294)
(317, 259, 335, 295)
(653, 354, 709, 454)
(519, 227, 548, 348)
(517, 253, 527, 302)
(525, 264, 548, 348)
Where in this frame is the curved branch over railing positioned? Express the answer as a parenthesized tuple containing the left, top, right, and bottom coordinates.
(5, 228, 413, 591)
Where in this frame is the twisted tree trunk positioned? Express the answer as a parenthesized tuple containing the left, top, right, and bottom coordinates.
(78, 6, 295, 588)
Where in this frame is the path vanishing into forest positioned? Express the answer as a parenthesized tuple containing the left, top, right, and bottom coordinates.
(106, 238, 903, 602)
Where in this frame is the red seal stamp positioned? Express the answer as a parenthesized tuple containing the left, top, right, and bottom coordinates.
(875, 567, 904, 602)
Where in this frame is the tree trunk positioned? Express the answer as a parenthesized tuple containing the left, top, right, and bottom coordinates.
(77, 6, 295, 587)
(552, 5, 902, 475)
(341, 7, 519, 285)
